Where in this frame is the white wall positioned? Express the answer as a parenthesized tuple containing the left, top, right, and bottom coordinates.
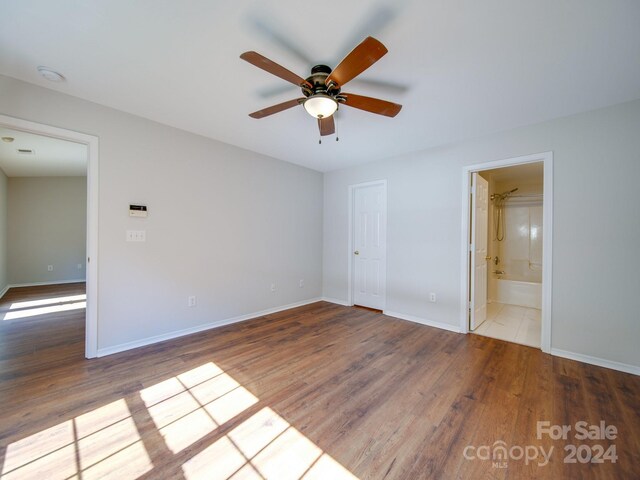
(0, 168, 7, 296)
(8, 176, 86, 284)
(324, 99, 640, 369)
(0, 75, 323, 351)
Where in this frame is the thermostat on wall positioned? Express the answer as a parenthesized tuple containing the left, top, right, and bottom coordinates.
(129, 204, 148, 217)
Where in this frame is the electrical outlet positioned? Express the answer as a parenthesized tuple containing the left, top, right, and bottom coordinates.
(299, 279, 304, 288)
(270, 283, 276, 292)
(47, 265, 54, 272)
(77, 263, 83, 270)
(429, 292, 437, 303)
(188, 296, 196, 307)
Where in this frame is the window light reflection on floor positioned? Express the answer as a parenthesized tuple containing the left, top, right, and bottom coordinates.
(9, 294, 86, 310)
(1, 399, 153, 480)
(183, 407, 358, 480)
(141, 362, 259, 454)
(2, 361, 358, 480)
(3, 301, 86, 321)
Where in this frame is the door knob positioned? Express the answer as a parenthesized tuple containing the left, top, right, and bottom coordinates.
(485, 256, 492, 260)
(354, 251, 359, 255)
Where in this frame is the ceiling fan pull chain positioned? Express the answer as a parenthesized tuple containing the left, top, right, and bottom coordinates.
(335, 115, 339, 142)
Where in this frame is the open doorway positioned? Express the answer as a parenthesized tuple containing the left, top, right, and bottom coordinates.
(461, 152, 553, 352)
(0, 115, 98, 358)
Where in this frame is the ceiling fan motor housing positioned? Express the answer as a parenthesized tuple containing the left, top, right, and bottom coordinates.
(302, 65, 341, 97)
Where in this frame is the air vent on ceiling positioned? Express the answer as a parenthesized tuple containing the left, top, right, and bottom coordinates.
(17, 149, 35, 155)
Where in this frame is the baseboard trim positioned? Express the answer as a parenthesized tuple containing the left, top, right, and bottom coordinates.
(96, 297, 323, 358)
(320, 297, 351, 306)
(384, 310, 462, 333)
(0, 285, 9, 300)
(6, 279, 86, 289)
(550, 348, 640, 376)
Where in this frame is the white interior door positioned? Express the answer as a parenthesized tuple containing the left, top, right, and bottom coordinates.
(352, 183, 386, 310)
(470, 173, 489, 330)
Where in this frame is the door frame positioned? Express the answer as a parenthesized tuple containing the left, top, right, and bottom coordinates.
(460, 152, 553, 352)
(0, 114, 100, 358)
(347, 179, 387, 308)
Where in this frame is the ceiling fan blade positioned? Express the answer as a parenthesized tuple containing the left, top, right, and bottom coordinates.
(318, 116, 335, 136)
(335, 5, 399, 63)
(340, 93, 402, 117)
(325, 37, 388, 88)
(249, 98, 304, 119)
(240, 51, 312, 88)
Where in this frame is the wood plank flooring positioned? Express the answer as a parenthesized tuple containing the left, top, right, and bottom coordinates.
(0, 284, 639, 479)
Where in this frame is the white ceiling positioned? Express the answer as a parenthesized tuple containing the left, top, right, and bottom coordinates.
(1, 1, 639, 172)
(0, 127, 87, 177)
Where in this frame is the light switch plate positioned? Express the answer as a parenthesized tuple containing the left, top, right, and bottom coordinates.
(126, 230, 146, 242)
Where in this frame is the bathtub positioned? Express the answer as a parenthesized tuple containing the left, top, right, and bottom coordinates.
(494, 276, 542, 309)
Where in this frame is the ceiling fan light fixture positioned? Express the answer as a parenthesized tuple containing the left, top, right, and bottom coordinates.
(303, 94, 338, 119)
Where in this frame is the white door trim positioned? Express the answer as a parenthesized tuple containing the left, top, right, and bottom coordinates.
(460, 151, 553, 352)
(347, 179, 387, 308)
(0, 114, 100, 358)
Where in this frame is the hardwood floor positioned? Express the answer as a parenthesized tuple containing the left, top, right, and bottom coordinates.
(0, 284, 639, 479)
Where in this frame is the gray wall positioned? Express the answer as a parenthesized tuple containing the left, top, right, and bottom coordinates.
(8, 176, 86, 284)
(0, 168, 7, 296)
(324, 99, 640, 369)
(0, 75, 324, 351)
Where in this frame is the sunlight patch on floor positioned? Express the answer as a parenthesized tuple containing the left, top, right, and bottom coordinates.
(183, 406, 358, 480)
(2, 301, 86, 320)
(2, 361, 358, 480)
(9, 294, 86, 310)
(1, 399, 152, 480)
(141, 361, 259, 454)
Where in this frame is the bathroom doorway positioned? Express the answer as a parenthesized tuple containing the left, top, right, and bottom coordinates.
(460, 152, 553, 352)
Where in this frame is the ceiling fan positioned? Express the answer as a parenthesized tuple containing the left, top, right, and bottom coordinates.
(240, 36, 402, 140)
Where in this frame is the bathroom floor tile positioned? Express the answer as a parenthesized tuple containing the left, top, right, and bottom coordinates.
(486, 303, 504, 318)
(500, 304, 528, 318)
(524, 308, 541, 321)
(485, 320, 520, 339)
(472, 302, 541, 348)
(515, 317, 541, 347)
(474, 319, 491, 334)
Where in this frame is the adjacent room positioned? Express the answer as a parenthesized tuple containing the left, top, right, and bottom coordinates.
(0, 128, 87, 355)
(0, 1, 639, 479)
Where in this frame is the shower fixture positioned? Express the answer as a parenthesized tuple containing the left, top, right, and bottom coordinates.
(492, 188, 518, 241)
(490, 187, 518, 202)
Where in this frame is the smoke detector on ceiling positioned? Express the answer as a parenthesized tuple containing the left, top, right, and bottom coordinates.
(37, 66, 65, 82)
